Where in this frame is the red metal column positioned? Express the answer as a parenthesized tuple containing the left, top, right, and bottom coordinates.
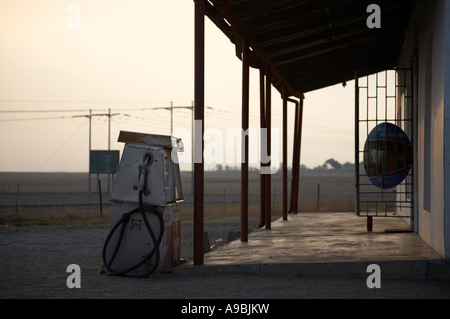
(194, 0, 205, 266)
(282, 88, 288, 221)
(265, 65, 272, 229)
(241, 38, 250, 242)
(289, 98, 300, 214)
(295, 98, 304, 213)
(259, 67, 266, 228)
(292, 98, 304, 214)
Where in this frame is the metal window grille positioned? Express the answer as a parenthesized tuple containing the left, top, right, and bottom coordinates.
(355, 69, 414, 218)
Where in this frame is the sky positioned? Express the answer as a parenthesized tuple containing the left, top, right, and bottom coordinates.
(0, 0, 355, 173)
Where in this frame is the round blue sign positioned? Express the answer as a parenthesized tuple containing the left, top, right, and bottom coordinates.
(363, 122, 413, 189)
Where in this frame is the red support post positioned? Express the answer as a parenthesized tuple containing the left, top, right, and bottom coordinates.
(259, 67, 266, 228)
(289, 98, 300, 214)
(241, 37, 250, 242)
(282, 88, 288, 221)
(194, 0, 205, 266)
(289, 98, 304, 215)
(265, 65, 272, 229)
(294, 98, 304, 214)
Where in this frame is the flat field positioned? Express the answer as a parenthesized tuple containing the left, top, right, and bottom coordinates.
(0, 169, 355, 225)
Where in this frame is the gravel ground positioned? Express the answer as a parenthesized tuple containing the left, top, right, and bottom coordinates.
(1, 223, 450, 300)
(0, 221, 256, 299)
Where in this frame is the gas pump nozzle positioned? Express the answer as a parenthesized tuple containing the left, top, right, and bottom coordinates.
(138, 154, 152, 192)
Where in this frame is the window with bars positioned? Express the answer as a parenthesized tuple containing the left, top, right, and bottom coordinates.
(355, 69, 414, 218)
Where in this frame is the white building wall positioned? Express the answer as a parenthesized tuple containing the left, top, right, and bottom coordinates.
(443, 0, 450, 259)
(397, 0, 450, 258)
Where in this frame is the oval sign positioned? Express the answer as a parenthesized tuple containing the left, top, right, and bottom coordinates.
(363, 122, 413, 189)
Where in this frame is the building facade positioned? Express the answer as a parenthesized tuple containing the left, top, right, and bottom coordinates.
(397, 0, 450, 258)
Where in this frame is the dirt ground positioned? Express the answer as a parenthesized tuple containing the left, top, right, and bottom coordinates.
(0, 221, 257, 298)
(1, 221, 450, 300)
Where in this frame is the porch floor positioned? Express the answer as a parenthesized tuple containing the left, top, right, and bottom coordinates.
(180, 212, 447, 279)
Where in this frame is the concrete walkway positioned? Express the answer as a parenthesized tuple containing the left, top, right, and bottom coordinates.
(179, 212, 449, 280)
(1, 213, 448, 299)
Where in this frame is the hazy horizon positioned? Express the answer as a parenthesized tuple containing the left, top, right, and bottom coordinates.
(0, 1, 356, 173)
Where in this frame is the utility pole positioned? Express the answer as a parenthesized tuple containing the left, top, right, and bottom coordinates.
(73, 109, 120, 193)
(170, 101, 173, 135)
(154, 102, 212, 194)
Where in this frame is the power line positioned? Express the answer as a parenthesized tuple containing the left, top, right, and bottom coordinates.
(54, 134, 90, 172)
(0, 109, 88, 113)
(34, 122, 88, 171)
(0, 100, 165, 104)
(0, 112, 128, 122)
(9, 106, 342, 133)
(0, 115, 82, 122)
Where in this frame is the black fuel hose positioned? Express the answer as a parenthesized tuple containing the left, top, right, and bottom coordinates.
(102, 155, 164, 278)
(102, 191, 164, 278)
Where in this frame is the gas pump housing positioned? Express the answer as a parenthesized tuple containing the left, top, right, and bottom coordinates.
(103, 131, 184, 277)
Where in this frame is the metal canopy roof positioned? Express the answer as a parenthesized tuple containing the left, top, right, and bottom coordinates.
(206, 0, 414, 96)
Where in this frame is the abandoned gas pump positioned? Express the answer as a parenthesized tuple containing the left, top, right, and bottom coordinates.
(102, 131, 184, 277)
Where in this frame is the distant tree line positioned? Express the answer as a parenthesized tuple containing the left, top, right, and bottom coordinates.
(307, 158, 355, 171)
(213, 158, 360, 172)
